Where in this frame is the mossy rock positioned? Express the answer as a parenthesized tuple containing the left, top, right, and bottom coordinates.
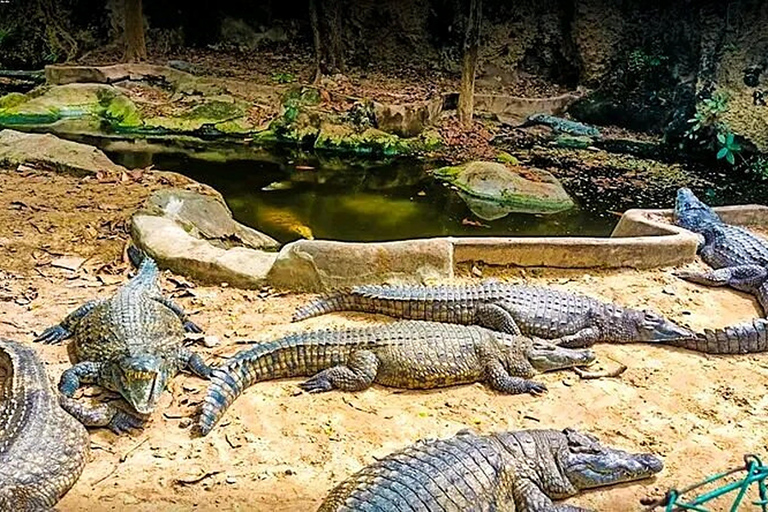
(314, 124, 422, 156)
(432, 161, 574, 214)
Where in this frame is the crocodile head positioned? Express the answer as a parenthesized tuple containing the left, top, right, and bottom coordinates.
(559, 428, 663, 489)
(526, 339, 595, 372)
(626, 309, 695, 343)
(674, 187, 721, 233)
(107, 355, 171, 414)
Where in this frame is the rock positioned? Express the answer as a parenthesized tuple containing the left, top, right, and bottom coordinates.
(432, 161, 574, 216)
(473, 91, 584, 125)
(372, 97, 442, 138)
(266, 239, 453, 292)
(0, 129, 127, 176)
(142, 188, 279, 251)
(131, 215, 277, 289)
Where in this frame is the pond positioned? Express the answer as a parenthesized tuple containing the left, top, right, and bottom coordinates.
(103, 141, 768, 244)
(107, 146, 619, 243)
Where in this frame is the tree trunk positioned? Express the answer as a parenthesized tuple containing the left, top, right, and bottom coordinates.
(309, 0, 322, 83)
(458, 0, 482, 127)
(124, 0, 147, 62)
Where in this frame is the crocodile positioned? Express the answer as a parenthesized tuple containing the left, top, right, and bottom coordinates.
(0, 339, 89, 511)
(34, 247, 212, 433)
(292, 281, 694, 349)
(318, 427, 662, 512)
(674, 187, 768, 315)
(523, 113, 602, 138)
(198, 321, 594, 436)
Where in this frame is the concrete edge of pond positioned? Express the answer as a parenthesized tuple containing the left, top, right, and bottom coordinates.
(263, 204, 768, 292)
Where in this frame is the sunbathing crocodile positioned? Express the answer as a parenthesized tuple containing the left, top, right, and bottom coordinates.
(292, 281, 694, 349)
(318, 427, 662, 512)
(0, 339, 89, 511)
(674, 187, 768, 315)
(198, 321, 594, 435)
(34, 247, 212, 433)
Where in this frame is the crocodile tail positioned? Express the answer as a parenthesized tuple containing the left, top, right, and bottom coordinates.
(667, 318, 768, 354)
(126, 245, 158, 283)
(198, 333, 329, 435)
(292, 292, 351, 322)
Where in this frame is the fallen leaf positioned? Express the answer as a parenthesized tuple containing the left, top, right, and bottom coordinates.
(51, 256, 86, 271)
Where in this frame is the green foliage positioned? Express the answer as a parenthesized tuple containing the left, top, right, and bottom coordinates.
(715, 131, 741, 165)
(747, 156, 768, 180)
(684, 91, 742, 165)
(627, 49, 668, 75)
(271, 72, 296, 84)
(686, 91, 729, 137)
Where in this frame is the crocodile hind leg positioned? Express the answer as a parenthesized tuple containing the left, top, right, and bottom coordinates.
(34, 300, 102, 344)
(475, 304, 522, 335)
(180, 347, 212, 379)
(152, 296, 203, 333)
(674, 265, 768, 292)
(484, 360, 546, 395)
(60, 396, 146, 434)
(299, 351, 379, 393)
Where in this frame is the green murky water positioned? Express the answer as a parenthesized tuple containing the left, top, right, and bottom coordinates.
(108, 148, 616, 243)
(102, 141, 768, 244)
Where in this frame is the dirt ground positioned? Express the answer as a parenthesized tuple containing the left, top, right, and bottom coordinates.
(1, 166, 767, 511)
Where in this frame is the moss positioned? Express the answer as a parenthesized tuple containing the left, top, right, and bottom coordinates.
(0, 93, 27, 110)
(104, 95, 142, 128)
(418, 129, 443, 151)
(183, 100, 244, 121)
(495, 151, 519, 165)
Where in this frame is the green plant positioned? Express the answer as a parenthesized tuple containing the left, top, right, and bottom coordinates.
(747, 156, 768, 179)
(271, 72, 296, 84)
(715, 131, 741, 165)
(627, 49, 668, 75)
(686, 91, 730, 139)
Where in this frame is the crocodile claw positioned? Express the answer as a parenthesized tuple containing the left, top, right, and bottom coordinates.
(526, 382, 548, 395)
(34, 325, 70, 345)
(109, 411, 145, 434)
(183, 320, 203, 334)
(298, 376, 333, 393)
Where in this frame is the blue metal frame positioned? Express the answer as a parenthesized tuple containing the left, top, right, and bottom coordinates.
(646, 455, 768, 511)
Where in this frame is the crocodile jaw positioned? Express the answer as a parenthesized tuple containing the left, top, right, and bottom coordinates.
(114, 356, 170, 415)
(527, 341, 595, 372)
(559, 428, 663, 489)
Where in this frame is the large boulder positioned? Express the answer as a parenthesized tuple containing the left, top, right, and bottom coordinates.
(266, 239, 453, 292)
(132, 215, 277, 288)
(432, 161, 574, 217)
(132, 188, 280, 288)
(372, 97, 443, 138)
(142, 188, 279, 251)
(0, 129, 126, 176)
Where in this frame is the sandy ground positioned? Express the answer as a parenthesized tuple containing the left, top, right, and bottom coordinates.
(1, 167, 767, 511)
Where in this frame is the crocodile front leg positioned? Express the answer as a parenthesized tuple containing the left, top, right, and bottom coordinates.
(510, 479, 592, 512)
(179, 347, 212, 379)
(675, 265, 768, 292)
(476, 303, 523, 335)
(60, 396, 146, 434)
(34, 300, 102, 344)
(549, 327, 600, 348)
(299, 351, 379, 393)
(484, 360, 546, 395)
(152, 296, 203, 333)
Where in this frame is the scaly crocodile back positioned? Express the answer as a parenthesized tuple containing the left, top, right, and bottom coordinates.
(294, 282, 602, 322)
(702, 224, 768, 270)
(0, 339, 89, 511)
(318, 430, 513, 511)
(199, 322, 509, 435)
(71, 255, 183, 363)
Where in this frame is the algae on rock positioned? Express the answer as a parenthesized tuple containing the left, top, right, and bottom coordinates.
(432, 161, 574, 218)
